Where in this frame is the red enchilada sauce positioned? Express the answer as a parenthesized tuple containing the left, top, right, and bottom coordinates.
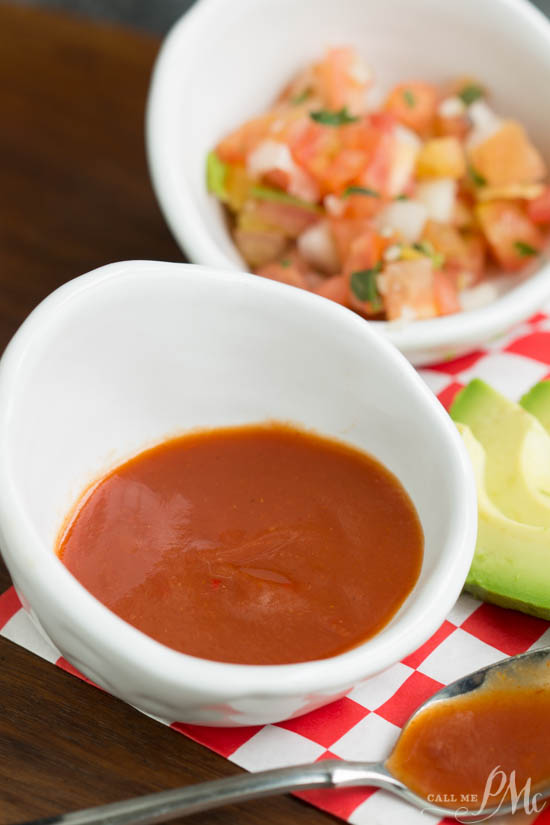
(387, 674, 550, 811)
(58, 425, 423, 665)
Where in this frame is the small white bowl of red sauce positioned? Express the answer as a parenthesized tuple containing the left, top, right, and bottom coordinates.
(146, 0, 550, 365)
(0, 261, 476, 724)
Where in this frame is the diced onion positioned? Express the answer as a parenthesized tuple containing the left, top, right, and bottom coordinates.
(383, 244, 402, 262)
(247, 140, 291, 178)
(297, 220, 340, 274)
(466, 101, 502, 149)
(459, 281, 500, 312)
(376, 200, 428, 243)
(438, 96, 466, 118)
(395, 124, 422, 148)
(416, 179, 457, 223)
(324, 194, 345, 217)
(246, 140, 319, 202)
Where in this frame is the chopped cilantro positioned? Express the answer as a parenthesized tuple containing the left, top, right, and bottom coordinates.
(292, 88, 311, 105)
(206, 151, 228, 199)
(403, 89, 416, 108)
(514, 241, 538, 257)
(412, 241, 431, 255)
(458, 84, 484, 106)
(310, 107, 359, 126)
(343, 186, 380, 198)
(468, 164, 487, 187)
(279, 258, 291, 268)
(350, 262, 383, 310)
(395, 193, 409, 201)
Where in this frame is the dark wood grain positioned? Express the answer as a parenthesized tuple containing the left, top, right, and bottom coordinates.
(0, 5, 336, 824)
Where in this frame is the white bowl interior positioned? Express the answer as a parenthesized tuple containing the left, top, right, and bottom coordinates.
(149, 0, 550, 271)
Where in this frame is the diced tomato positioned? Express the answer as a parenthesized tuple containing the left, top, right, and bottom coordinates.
(343, 230, 386, 279)
(422, 220, 467, 264)
(527, 186, 550, 225)
(468, 121, 547, 187)
(255, 259, 307, 289)
(433, 270, 460, 315)
(289, 120, 365, 194)
(343, 193, 382, 220)
(381, 258, 438, 321)
(211, 50, 550, 322)
(421, 220, 485, 285)
(461, 232, 487, 282)
(217, 113, 276, 164)
(315, 274, 349, 305)
(253, 199, 320, 238)
(434, 113, 470, 141)
(217, 106, 314, 166)
(344, 230, 390, 316)
(263, 169, 290, 191)
(452, 195, 476, 229)
(476, 200, 544, 270)
(355, 113, 397, 195)
(289, 114, 394, 196)
(384, 82, 439, 136)
(255, 247, 322, 291)
(313, 47, 371, 115)
(270, 108, 315, 143)
(234, 228, 287, 268)
(329, 217, 373, 261)
(337, 192, 382, 220)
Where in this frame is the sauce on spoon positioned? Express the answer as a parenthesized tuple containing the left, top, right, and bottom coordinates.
(387, 662, 550, 811)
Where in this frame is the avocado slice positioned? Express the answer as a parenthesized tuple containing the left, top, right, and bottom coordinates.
(521, 381, 550, 432)
(458, 423, 550, 619)
(450, 379, 550, 526)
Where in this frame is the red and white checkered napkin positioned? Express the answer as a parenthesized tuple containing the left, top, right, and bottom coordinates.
(3, 310, 550, 825)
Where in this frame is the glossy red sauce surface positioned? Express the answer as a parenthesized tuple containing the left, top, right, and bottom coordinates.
(387, 670, 550, 810)
(58, 425, 423, 664)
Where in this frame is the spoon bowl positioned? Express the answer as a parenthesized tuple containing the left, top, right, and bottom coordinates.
(18, 645, 550, 825)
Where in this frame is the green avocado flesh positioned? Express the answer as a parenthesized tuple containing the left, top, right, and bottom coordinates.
(206, 151, 228, 200)
(521, 381, 550, 432)
(450, 379, 550, 527)
(457, 423, 550, 620)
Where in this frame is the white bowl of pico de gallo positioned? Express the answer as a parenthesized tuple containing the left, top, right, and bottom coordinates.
(146, 0, 550, 365)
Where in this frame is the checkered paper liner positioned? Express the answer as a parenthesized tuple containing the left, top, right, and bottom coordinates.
(3, 309, 550, 825)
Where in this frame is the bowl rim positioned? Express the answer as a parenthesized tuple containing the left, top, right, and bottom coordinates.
(145, 0, 550, 361)
(0, 260, 477, 699)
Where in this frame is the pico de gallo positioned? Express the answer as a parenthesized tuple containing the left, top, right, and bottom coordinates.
(207, 47, 550, 321)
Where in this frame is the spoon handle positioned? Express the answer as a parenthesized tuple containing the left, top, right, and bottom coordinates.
(17, 760, 393, 825)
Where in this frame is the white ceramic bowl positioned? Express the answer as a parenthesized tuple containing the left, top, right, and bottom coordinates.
(0, 261, 476, 725)
(146, 0, 550, 366)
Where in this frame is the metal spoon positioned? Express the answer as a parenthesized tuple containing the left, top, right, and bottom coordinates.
(19, 646, 550, 825)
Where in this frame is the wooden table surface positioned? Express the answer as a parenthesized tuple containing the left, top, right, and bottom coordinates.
(0, 5, 336, 824)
